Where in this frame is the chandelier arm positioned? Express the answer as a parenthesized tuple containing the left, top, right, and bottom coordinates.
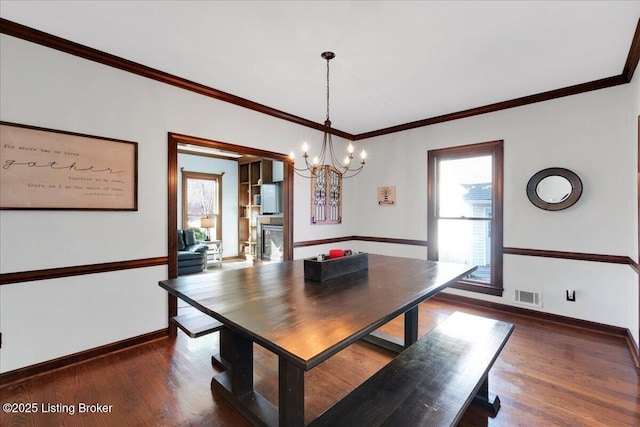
(303, 155, 315, 172)
(295, 160, 310, 172)
(318, 132, 329, 166)
(341, 163, 365, 178)
(327, 134, 348, 174)
(328, 138, 364, 174)
(293, 162, 321, 178)
(293, 168, 313, 178)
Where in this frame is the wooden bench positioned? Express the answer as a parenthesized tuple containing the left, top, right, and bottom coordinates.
(172, 307, 231, 370)
(172, 308, 225, 338)
(309, 311, 514, 427)
(172, 308, 231, 370)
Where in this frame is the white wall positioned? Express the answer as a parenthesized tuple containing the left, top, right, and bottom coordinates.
(0, 35, 341, 372)
(1, 267, 167, 370)
(177, 153, 239, 257)
(0, 32, 638, 372)
(349, 81, 639, 341)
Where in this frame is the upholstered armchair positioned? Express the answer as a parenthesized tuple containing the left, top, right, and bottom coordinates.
(177, 229, 208, 275)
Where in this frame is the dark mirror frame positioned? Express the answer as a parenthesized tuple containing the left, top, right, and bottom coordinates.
(526, 167, 582, 211)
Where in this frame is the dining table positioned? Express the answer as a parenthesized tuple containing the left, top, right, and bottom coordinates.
(158, 253, 476, 427)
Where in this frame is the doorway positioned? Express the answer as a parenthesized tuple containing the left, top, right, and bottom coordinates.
(167, 132, 294, 327)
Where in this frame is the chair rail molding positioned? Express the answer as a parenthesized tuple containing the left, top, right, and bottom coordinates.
(0, 257, 168, 285)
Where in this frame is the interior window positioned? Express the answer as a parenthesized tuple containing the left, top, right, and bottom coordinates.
(427, 141, 503, 296)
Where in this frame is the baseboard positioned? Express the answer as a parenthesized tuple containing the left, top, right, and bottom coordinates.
(625, 329, 640, 368)
(0, 329, 169, 387)
(434, 293, 639, 368)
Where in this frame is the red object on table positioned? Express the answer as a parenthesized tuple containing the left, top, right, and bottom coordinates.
(329, 249, 344, 259)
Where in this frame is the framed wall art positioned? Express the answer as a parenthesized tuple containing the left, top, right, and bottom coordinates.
(0, 121, 138, 210)
(378, 185, 396, 206)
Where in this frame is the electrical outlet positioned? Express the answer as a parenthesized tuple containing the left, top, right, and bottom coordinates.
(566, 289, 576, 302)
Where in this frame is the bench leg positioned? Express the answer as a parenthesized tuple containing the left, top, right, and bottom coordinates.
(473, 376, 501, 416)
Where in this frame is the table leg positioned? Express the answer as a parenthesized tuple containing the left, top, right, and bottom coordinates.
(279, 357, 305, 427)
(404, 306, 419, 347)
(213, 328, 253, 395)
(228, 329, 253, 395)
(211, 329, 279, 426)
(212, 327, 233, 370)
(362, 305, 420, 353)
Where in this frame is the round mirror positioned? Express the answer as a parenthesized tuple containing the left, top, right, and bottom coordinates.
(527, 168, 582, 211)
(536, 175, 572, 203)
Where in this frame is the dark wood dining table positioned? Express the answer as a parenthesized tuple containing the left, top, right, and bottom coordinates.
(158, 254, 476, 427)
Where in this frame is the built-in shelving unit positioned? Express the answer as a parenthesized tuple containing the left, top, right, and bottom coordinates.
(238, 158, 272, 259)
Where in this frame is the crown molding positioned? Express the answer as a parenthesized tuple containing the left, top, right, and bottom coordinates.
(1, 17, 639, 141)
(354, 17, 640, 140)
(0, 18, 354, 140)
(353, 75, 627, 140)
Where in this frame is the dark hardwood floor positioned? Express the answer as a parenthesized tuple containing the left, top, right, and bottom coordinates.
(1, 298, 638, 426)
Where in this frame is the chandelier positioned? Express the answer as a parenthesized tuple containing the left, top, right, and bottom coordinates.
(290, 52, 366, 178)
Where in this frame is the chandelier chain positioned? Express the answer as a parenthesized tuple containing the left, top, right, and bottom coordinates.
(326, 56, 330, 123)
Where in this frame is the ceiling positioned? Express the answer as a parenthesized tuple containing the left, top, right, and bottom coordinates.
(1, 1, 639, 136)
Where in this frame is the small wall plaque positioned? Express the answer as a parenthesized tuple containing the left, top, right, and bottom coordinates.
(378, 186, 396, 206)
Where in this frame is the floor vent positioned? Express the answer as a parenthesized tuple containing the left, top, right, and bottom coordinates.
(514, 290, 542, 307)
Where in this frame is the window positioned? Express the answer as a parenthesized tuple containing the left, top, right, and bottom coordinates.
(181, 171, 222, 240)
(427, 140, 503, 296)
(311, 166, 342, 224)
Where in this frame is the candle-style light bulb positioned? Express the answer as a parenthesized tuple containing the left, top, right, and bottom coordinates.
(348, 143, 354, 154)
(344, 156, 351, 166)
(289, 151, 295, 160)
(312, 156, 319, 165)
(360, 150, 367, 162)
(302, 142, 309, 154)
